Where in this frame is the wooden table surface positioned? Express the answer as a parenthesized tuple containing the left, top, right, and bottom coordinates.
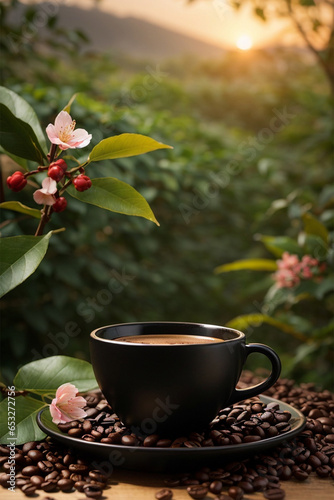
(1, 469, 333, 500)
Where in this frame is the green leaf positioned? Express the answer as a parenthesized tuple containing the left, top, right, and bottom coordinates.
(226, 314, 310, 343)
(315, 276, 334, 300)
(0, 396, 46, 445)
(68, 177, 159, 225)
(302, 213, 329, 245)
(0, 104, 46, 163)
(0, 86, 47, 154)
(14, 356, 98, 393)
(259, 235, 302, 258)
(0, 201, 41, 219)
(0, 231, 52, 298)
(214, 259, 277, 274)
(88, 133, 172, 162)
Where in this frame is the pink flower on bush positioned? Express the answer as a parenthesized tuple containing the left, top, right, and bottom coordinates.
(46, 111, 92, 151)
(273, 251, 326, 289)
(33, 177, 57, 205)
(50, 383, 87, 424)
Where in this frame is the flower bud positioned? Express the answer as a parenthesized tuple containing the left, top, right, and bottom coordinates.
(51, 159, 68, 172)
(48, 165, 64, 182)
(7, 171, 27, 192)
(53, 197, 67, 213)
(73, 174, 92, 192)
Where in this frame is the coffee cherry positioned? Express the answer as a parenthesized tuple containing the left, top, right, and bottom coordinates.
(7, 171, 27, 192)
(48, 165, 64, 182)
(51, 159, 68, 172)
(73, 174, 92, 192)
(52, 197, 67, 213)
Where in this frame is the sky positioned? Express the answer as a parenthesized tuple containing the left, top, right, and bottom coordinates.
(56, 0, 290, 49)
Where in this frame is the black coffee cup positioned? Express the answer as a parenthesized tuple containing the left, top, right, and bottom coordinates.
(90, 322, 281, 435)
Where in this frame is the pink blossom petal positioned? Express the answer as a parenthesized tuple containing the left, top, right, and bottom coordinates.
(33, 190, 55, 205)
(41, 177, 57, 194)
(46, 124, 58, 143)
(55, 383, 78, 400)
(54, 111, 73, 134)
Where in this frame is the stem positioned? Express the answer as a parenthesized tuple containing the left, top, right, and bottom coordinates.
(34, 205, 53, 236)
(48, 143, 57, 164)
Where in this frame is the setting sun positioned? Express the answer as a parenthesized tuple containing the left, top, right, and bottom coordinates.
(236, 34, 253, 51)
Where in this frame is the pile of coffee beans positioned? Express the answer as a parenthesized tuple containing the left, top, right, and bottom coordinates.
(0, 439, 113, 497)
(0, 372, 333, 499)
(155, 374, 334, 499)
(55, 391, 293, 448)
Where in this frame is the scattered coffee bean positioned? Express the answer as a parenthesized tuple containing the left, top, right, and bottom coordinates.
(228, 486, 244, 499)
(186, 484, 208, 499)
(155, 488, 173, 499)
(83, 483, 102, 498)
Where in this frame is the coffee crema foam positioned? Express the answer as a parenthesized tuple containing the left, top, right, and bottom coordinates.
(113, 334, 225, 345)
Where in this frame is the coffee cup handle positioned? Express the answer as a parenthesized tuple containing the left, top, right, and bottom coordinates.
(228, 343, 281, 406)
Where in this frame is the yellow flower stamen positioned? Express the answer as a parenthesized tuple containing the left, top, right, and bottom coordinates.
(58, 120, 76, 143)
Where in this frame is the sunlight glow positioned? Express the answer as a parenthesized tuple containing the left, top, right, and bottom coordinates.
(236, 34, 253, 51)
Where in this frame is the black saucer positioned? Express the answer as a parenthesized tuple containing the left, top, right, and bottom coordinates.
(37, 395, 306, 472)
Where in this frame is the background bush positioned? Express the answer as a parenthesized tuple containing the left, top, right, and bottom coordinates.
(1, 1, 333, 388)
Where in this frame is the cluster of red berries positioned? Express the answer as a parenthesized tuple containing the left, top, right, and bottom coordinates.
(6, 159, 92, 213)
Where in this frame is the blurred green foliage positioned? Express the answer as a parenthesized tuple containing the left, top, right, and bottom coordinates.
(1, 1, 333, 388)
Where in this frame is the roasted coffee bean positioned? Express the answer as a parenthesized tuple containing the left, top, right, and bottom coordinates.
(316, 465, 331, 478)
(292, 467, 309, 481)
(27, 449, 44, 462)
(41, 480, 58, 492)
(57, 478, 74, 491)
(83, 483, 103, 498)
(0, 473, 10, 487)
(182, 479, 200, 486)
(30, 474, 44, 486)
(68, 427, 83, 438)
(143, 434, 160, 447)
(60, 469, 71, 479)
(156, 439, 173, 448)
(238, 480, 254, 493)
(195, 471, 210, 482)
(74, 480, 87, 492)
(253, 476, 269, 491)
(70, 473, 83, 482)
(121, 434, 137, 446)
(264, 488, 286, 499)
(209, 480, 223, 494)
(16, 478, 30, 488)
(22, 442, 37, 454)
(21, 483, 37, 496)
(186, 484, 208, 499)
(38, 460, 54, 473)
(69, 463, 88, 474)
(155, 488, 173, 500)
(21, 465, 40, 476)
(228, 486, 244, 499)
(89, 470, 108, 482)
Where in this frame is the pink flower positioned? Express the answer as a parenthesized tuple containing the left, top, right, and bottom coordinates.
(273, 251, 326, 289)
(46, 111, 92, 151)
(50, 383, 87, 425)
(33, 177, 57, 205)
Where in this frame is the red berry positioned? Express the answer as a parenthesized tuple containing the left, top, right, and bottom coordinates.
(7, 171, 27, 192)
(52, 197, 67, 213)
(51, 159, 68, 172)
(48, 165, 64, 182)
(73, 174, 92, 192)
